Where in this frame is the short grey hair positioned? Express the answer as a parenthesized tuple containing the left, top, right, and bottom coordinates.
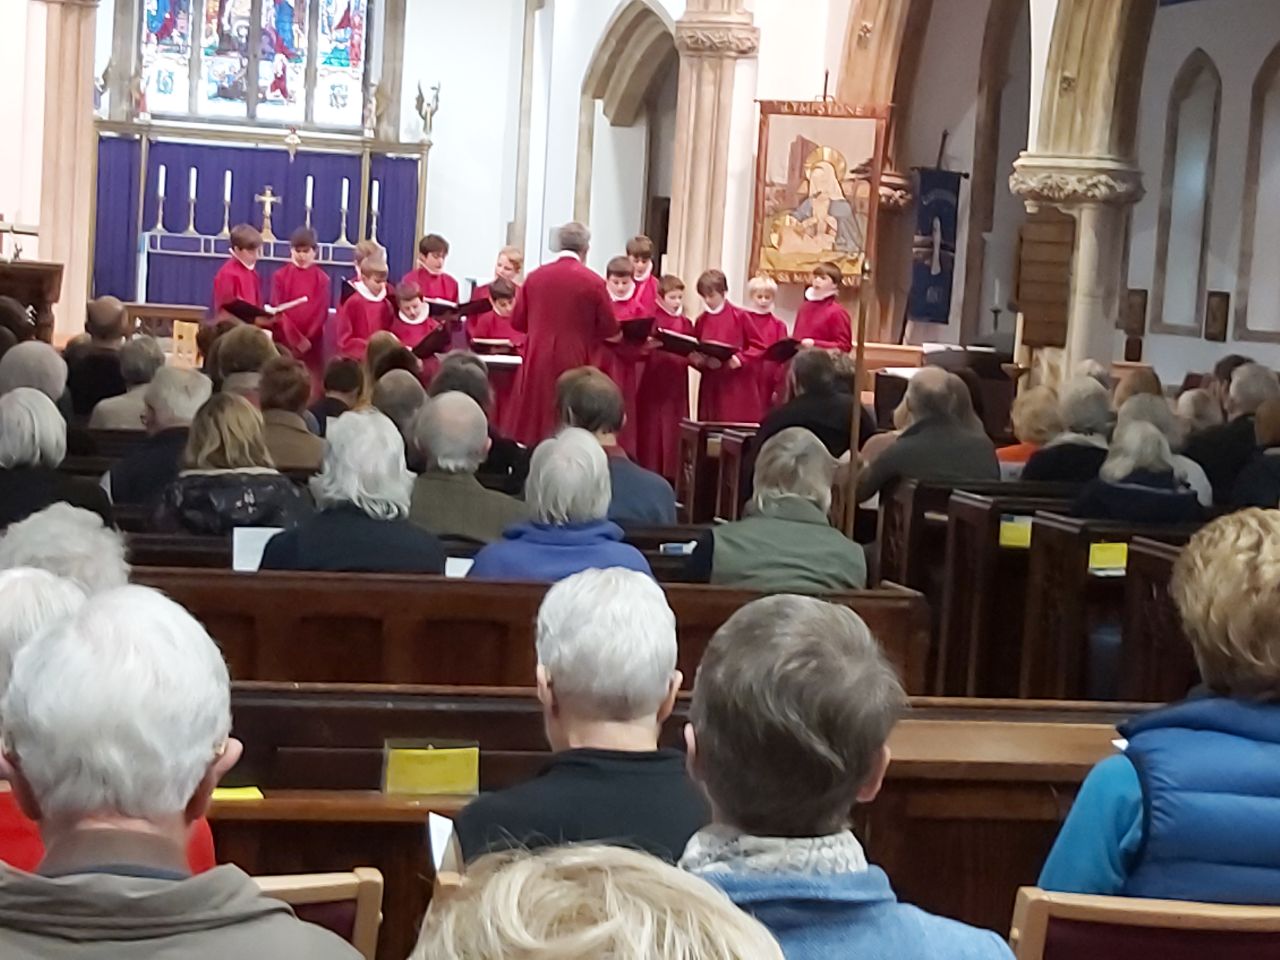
(904, 366, 953, 422)
(526, 428, 611, 525)
(1101, 420, 1176, 483)
(372, 369, 427, 434)
(1, 585, 231, 821)
(0, 387, 66, 468)
(752, 427, 837, 515)
(310, 408, 413, 520)
(0, 503, 130, 593)
(145, 366, 212, 426)
(416, 391, 488, 474)
(554, 221, 591, 256)
(1058, 376, 1114, 436)
(1228, 363, 1280, 419)
(119, 336, 165, 387)
(1118, 394, 1186, 452)
(536, 568, 677, 721)
(0, 341, 67, 400)
(690, 595, 906, 836)
(0, 569, 86, 699)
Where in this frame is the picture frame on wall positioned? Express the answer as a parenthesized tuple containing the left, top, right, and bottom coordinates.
(1205, 291, 1230, 343)
(1123, 289, 1148, 337)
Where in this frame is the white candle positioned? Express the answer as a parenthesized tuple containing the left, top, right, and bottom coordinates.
(993, 278, 1002, 310)
(305, 175, 314, 208)
(341, 178, 350, 209)
(189, 167, 197, 200)
(156, 164, 166, 197)
(371, 179, 380, 212)
(223, 170, 232, 204)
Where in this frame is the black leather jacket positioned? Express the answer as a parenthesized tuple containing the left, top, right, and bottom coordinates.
(151, 469, 313, 536)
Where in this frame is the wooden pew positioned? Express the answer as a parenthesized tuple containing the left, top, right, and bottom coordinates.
(936, 489, 1079, 697)
(675, 420, 757, 523)
(1020, 514, 1200, 700)
(87, 428, 149, 459)
(1120, 537, 1197, 702)
(715, 428, 755, 522)
(134, 569, 931, 692)
(217, 683, 1156, 958)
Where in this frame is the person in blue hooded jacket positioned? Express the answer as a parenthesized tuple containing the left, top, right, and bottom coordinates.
(1040, 508, 1280, 903)
(467, 427, 652, 582)
(679, 594, 1012, 960)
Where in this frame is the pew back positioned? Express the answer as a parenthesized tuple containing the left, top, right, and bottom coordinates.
(1120, 537, 1197, 702)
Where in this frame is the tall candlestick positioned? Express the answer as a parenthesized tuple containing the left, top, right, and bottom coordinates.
(340, 178, 350, 209)
(371, 179, 380, 212)
(305, 175, 314, 208)
(993, 278, 1002, 310)
(223, 170, 232, 204)
(157, 164, 166, 197)
(188, 168, 198, 200)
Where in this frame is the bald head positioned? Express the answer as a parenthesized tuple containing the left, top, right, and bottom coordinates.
(905, 366, 952, 422)
(415, 391, 491, 474)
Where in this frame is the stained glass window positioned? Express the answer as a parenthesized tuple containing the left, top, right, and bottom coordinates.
(140, 0, 194, 117)
(138, 0, 369, 130)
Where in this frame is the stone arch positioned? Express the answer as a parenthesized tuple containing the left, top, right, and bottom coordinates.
(573, 0, 679, 222)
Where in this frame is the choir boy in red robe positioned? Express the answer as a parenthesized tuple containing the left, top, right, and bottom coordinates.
(627, 235, 659, 314)
(598, 255, 648, 456)
(472, 246, 524, 304)
(509, 221, 618, 446)
(269, 227, 331, 397)
(793, 261, 853, 352)
(693, 269, 762, 423)
(390, 282, 447, 386)
(402, 233, 460, 304)
(743, 275, 788, 412)
(335, 253, 393, 359)
(636, 274, 692, 481)
(468, 277, 521, 429)
(210, 224, 263, 320)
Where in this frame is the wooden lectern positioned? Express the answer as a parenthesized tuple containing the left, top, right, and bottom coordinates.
(0, 260, 62, 342)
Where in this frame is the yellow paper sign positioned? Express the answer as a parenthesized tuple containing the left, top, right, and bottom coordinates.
(211, 786, 265, 802)
(384, 746, 479, 797)
(998, 517, 1033, 549)
(1088, 541, 1129, 574)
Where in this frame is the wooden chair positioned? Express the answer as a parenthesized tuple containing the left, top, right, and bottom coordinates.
(255, 867, 384, 960)
(1010, 887, 1280, 960)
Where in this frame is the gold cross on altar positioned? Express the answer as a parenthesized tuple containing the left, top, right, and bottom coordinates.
(255, 185, 283, 241)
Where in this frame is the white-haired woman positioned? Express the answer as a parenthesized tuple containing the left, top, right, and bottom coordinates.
(0, 388, 112, 527)
(467, 427, 651, 581)
(261, 408, 446, 573)
(686, 426, 866, 592)
(1070, 420, 1203, 524)
(1022, 376, 1114, 483)
(1116, 393, 1212, 506)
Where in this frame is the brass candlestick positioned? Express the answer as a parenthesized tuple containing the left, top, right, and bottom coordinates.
(182, 196, 198, 236)
(336, 207, 352, 246)
(153, 194, 167, 233)
(218, 199, 231, 238)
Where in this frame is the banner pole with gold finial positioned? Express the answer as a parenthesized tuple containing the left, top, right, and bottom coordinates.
(843, 258, 873, 540)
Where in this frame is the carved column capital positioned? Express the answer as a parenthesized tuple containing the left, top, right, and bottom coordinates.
(1009, 153, 1145, 209)
(675, 18, 760, 58)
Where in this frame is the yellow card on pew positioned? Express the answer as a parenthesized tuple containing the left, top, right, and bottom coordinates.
(384, 741, 479, 796)
(211, 786, 264, 801)
(998, 516, 1033, 549)
(1088, 541, 1129, 576)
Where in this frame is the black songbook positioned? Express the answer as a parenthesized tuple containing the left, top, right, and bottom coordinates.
(223, 299, 272, 324)
(427, 297, 492, 319)
(339, 280, 358, 305)
(764, 338, 802, 363)
(411, 323, 452, 359)
(620, 317, 654, 344)
(656, 329, 737, 362)
(471, 338, 517, 355)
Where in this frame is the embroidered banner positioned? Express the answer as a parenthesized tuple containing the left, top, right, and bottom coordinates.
(908, 168, 962, 325)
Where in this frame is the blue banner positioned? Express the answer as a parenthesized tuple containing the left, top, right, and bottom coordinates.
(908, 168, 962, 325)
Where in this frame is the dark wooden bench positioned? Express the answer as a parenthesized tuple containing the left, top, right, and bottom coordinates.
(87, 428, 149, 459)
(217, 682, 1156, 959)
(936, 489, 1080, 696)
(1020, 514, 1201, 700)
(134, 569, 931, 692)
(1120, 537, 1197, 702)
(675, 420, 758, 523)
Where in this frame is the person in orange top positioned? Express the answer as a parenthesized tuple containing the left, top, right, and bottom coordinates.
(210, 224, 263, 320)
(997, 385, 1063, 476)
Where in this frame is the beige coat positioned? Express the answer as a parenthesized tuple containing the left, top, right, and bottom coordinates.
(409, 470, 528, 544)
(262, 409, 326, 472)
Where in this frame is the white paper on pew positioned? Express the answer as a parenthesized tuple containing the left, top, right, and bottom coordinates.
(429, 812, 456, 872)
(880, 366, 924, 380)
(445, 557, 474, 578)
(233, 527, 284, 572)
(479, 355, 522, 367)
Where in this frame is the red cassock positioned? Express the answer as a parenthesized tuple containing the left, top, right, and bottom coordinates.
(211, 258, 262, 317)
(636, 304, 692, 481)
(794, 293, 853, 352)
(695, 304, 763, 424)
(402, 268, 460, 304)
(593, 290, 648, 457)
(468, 308, 525, 431)
(269, 263, 331, 391)
(743, 309, 788, 411)
(509, 255, 619, 447)
(633, 272, 659, 315)
(334, 285, 394, 359)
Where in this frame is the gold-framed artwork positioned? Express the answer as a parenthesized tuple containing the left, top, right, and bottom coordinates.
(750, 101, 888, 287)
(1205, 290, 1230, 343)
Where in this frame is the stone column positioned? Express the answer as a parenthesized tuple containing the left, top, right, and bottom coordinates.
(665, 0, 758, 300)
(1010, 153, 1144, 373)
(38, 0, 100, 340)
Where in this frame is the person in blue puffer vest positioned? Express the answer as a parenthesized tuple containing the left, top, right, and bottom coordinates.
(679, 594, 1012, 960)
(1041, 507, 1280, 903)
